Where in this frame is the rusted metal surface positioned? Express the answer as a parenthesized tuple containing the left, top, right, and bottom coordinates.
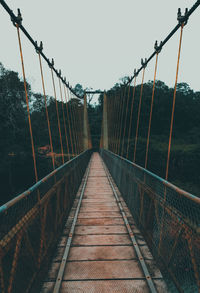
(42, 280, 168, 293)
(75, 225, 128, 235)
(101, 149, 200, 292)
(52, 158, 92, 293)
(0, 150, 92, 293)
(41, 153, 168, 293)
(68, 246, 136, 260)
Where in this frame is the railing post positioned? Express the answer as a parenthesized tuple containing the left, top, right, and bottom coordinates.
(102, 92, 108, 149)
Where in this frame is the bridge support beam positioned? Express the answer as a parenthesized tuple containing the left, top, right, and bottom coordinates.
(101, 92, 108, 149)
(83, 93, 92, 150)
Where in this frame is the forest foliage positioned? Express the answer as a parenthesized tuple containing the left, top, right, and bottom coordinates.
(0, 62, 200, 205)
(0, 63, 83, 205)
(97, 79, 200, 195)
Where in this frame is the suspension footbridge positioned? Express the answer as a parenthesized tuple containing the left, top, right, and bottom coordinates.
(0, 1, 200, 292)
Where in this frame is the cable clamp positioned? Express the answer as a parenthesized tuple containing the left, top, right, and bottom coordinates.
(127, 77, 131, 83)
(11, 8, 22, 27)
(55, 69, 61, 78)
(49, 58, 54, 69)
(141, 58, 147, 69)
(177, 8, 188, 26)
(134, 68, 138, 77)
(154, 40, 162, 53)
(35, 41, 43, 54)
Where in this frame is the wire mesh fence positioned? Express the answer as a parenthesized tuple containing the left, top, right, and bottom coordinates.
(101, 149, 200, 293)
(0, 149, 92, 293)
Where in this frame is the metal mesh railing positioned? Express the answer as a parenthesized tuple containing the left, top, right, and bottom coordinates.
(100, 149, 200, 293)
(0, 149, 92, 293)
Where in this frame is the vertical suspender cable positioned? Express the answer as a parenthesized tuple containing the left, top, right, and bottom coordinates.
(126, 76, 137, 159)
(111, 94, 117, 152)
(117, 86, 127, 155)
(166, 24, 184, 180)
(75, 104, 82, 152)
(78, 102, 84, 152)
(110, 94, 115, 151)
(38, 53, 55, 170)
(64, 86, 74, 157)
(111, 94, 116, 152)
(115, 88, 124, 154)
(159, 24, 184, 255)
(121, 83, 131, 156)
(113, 93, 118, 153)
(72, 97, 80, 154)
(69, 92, 78, 155)
(50, 68, 64, 165)
(100, 114, 103, 149)
(69, 92, 76, 156)
(133, 68, 145, 163)
(16, 25, 38, 183)
(145, 53, 159, 169)
(77, 103, 82, 152)
(107, 95, 110, 149)
(114, 92, 121, 153)
(107, 95, 111, 150)
(77, 102, 82, 152)
(58, 78, 70, 161)
(79, 104, 83, 151)
(74, 102, 81, 154)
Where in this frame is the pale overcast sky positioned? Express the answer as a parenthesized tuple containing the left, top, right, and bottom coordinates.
(0, 0, 200, 100)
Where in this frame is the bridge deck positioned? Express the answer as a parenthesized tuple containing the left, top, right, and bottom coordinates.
(42, 153, 167, 293)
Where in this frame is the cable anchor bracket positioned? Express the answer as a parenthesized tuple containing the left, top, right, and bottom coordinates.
(35, 41, 43, 54)
(11, 8, 22, 27)
(141, 58, 147, 69)
(154, 40, 162, 54)
(134, 68, 138, 77)
(49, 58, 54, 69)
(177, 8, 188, 26)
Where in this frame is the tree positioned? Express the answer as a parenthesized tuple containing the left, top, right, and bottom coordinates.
(0, 63, 31, 152)
(0, 63, 34, 203)
(73, 83, 84, 97)
(119, 76, 129, 85)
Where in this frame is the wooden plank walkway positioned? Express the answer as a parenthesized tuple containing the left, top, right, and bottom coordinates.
(42, 153, 168, 293)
